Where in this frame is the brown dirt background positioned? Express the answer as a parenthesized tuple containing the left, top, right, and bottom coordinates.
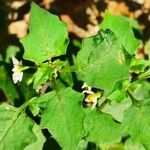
(0, 0, 150, 51)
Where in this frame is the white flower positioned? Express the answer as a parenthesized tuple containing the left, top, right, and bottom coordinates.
(84, 92, 101, 110)
(12, 56, 23, 84)
(82, 83, 101, 110)
(82, 83, 93, 94)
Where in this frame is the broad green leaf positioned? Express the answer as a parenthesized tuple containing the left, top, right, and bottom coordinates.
(130, 81, 150, 100)
(0, 64, 19, 103)
(41, 88, 86, 150)
(124, 138, 146, 150)
(24, 125, 45, 150)
(122, 99, 150, 149)
(101, 98, 132, 122)
(0, 104, 36, 149)
(85, 110, 122, 145)
(101, 12, 141, 55)
(126, 17, 141, 31)
(20, 2, 69, 64)
(108, 90, 126, 103)
(130, 58, 150, 74)
(107, 80, 130, 103)
(76, 29, 131, 94)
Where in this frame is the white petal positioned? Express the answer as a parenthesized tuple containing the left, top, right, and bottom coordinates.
(12, 73, 18, 84)
(12, 71, 23, 84)
(82, 90, 94, 94)
(87, 87, 92, 92)
(18, 72, 23, 82)
(12, 56, 19, 65)
(12, 66, 19, 72)
(82, 83, 88, 89)
(85, 97, 90, 102)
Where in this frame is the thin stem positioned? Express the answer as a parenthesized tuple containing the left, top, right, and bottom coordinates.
(20, 97, 36, 110)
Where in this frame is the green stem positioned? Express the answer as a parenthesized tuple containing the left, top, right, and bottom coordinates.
(18, 97, 36, 114)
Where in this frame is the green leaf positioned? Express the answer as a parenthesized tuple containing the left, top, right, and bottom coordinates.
(41, 87, 86, 150)
(130, 58, 150, 74)
(20, 2, 69, 64)
(24, 125, 45, 150)
(138, 68, 150, 80)
(130, 81, 150, 100)
(107, 80, 130, 103)
(108, 90, 126, 103)
(122, 99, 150, 149)
(33, 64, 53, 89)
(85, 110, 122, 145)
(100, 143, 124, 150)
(76, 29, 131, 94)
(0, 104, 36, 149)
(29, 92, 51, 116)
(124, 138, 146, 150)
(101, 12, 141, 55)
(121, 16, 141, 31)
(101, 98, 132, 122)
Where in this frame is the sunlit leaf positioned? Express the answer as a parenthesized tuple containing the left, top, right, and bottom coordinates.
(76, 29, 131, 94)
(0, 104, 36, 149)
(20, 2, 69, 64)
(101, 12, 141, 54)
(41, 88, 86, 149)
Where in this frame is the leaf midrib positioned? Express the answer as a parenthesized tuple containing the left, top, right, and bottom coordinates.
(0, 107, 23, 142)
(0, 99, 34, 143)
(54, 88, 72, 148)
